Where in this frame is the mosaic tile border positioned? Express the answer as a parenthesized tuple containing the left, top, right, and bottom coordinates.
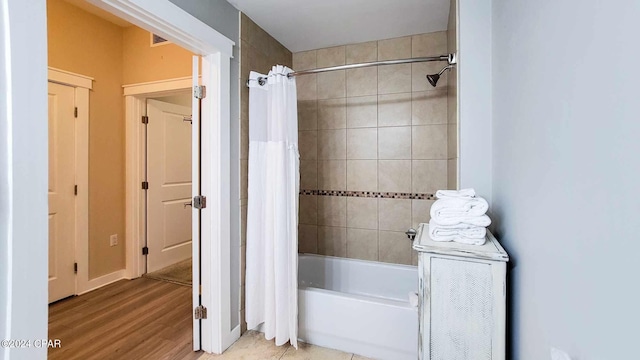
(299, 190, 435, 200)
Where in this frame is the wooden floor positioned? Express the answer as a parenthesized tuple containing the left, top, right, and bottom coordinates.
(49, 277, 202, 360)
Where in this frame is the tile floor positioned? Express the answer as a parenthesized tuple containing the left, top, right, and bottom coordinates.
(198, 331, 372, 360)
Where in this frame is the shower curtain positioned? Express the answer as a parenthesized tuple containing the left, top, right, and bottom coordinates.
(245, 66, 299, 347)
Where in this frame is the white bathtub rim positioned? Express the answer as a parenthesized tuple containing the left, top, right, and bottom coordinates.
(298, 287, 417, 310)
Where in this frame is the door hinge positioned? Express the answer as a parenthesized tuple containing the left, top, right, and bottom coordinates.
(142, 246, 149, 255)
(183, 115, 192, 123)
(194, 85, 206, 99)
(74, 107, 78, 118)
(74, 185, 78, 196)
(142, 115, 149, 124)
(193, 195, 207, 209)
(142, 181, 149, 190)
(74, 262, 78, 274)
(194, 305, 207, 320)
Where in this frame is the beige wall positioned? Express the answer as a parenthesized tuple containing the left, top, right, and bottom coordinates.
(293, 32, 452, 266)
(122, 26, 193, 84)
(239, 13, 293, 334)
(447, 0, 459, 189)
(48, 0, 194, 279)
(48, 0, 125, 278)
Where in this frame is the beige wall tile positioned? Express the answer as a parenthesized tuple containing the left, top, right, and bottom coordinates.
(448, 158, 458, 190)
(378, 198, 412, 231)
(317, 71, 346, 99)
(241, 245, 246, 285)
(378, 160, 411, 193)
(346, 95, 377, 128)
(346, 67, 378, 97)
(300, 160, 318, 190)
(412, 125, 448, 160)
(412, 91, 447, 125)
(298, 224, 318, 253)
(412, 62, 448, 91)
(299, 195, 318, 225)
(317, 226, 347, 257)
(293, 50, 316, 71)
(317, 195, 347, 226)
(241, 204, 247, 247)
(298, 100, 318, 131)
(346, 41, 377, 64)
(378, 93, 412, 127)
(241, 120, 249, 160)
(412, 199, 435, 228)
(318, 129, 346, 159)
(412, 31, 448, 58)
(412, 160, 448, 193)
(379, 231, 412, 265)
(378, 126, 411, 159)
(378, 36, 411, 61)
(318, 160, 346, 190)
(241, 159, 248, 199)
(318, 98, 346, 130)
(378, 64, 411, 94)
(347, 228, 378, 261)
(296, 74, 317, 101)
(346, 160, 378, 192)
(412, 250, 418, 266)
(317, 46, 346, 67)
(448, 123, 458, 158)
(346, 197, 378, 230)
(298, 131, 318, 160)
(347, 128, 378, 159)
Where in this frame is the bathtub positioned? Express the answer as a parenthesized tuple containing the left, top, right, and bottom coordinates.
(298, 254, 418, 360)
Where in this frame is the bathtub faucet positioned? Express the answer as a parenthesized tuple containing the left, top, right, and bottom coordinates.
(405, 228, 417, 241)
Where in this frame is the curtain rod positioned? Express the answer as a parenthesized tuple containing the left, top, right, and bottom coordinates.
(247, 53, 456, 86)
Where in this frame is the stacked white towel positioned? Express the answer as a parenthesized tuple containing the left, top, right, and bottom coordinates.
(428, 188, 491, 245)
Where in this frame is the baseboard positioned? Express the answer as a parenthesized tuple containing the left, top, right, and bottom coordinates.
(77, 269, 127, 295)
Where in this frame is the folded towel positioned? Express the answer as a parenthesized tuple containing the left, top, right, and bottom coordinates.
(430, 197, 490, 226)
(435, 188, 476, 199)
(428, 221, 487, 245)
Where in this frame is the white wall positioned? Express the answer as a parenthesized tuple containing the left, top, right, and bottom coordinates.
(491, 0, 640, 359)
(458, 0, 492, 202)
(0, 0, 49, 359)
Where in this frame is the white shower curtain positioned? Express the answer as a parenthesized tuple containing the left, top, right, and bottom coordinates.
(245, 66, 299, 347)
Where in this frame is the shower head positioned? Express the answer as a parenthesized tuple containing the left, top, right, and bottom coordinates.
(426, 64, 455, 87)
(426, 73, 441, 87)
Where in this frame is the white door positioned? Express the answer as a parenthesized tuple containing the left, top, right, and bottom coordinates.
(146, 99, 193, 273)
(48, 82, 76, 303)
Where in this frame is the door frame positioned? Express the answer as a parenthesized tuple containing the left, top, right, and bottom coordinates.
(122, 77, 194, 279)
(89, 0, 237, 353)
(47, 67, 92, 296)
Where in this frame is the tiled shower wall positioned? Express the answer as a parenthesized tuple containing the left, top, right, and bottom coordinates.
(239, 13, 292, 333)
(294, 32, 455, 266)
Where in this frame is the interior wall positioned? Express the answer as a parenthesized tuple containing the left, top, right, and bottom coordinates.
(122, 26, 193, 84)
(239, 13, 293, 333)
(293, 32, 451, 266)
(1, 0, 49, 356)
(48, 0, 125, 278)
(458, 0, 492, 202)
(447, 0, 458, 189)
(491, 0, 640, 359)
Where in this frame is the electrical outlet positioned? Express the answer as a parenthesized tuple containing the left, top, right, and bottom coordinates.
(110, 234, 118, 247)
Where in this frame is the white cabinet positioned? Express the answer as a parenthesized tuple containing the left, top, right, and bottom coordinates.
(413, 224, 509, 360)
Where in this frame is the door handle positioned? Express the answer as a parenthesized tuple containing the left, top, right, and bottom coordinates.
(184, 201, 192, 208)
